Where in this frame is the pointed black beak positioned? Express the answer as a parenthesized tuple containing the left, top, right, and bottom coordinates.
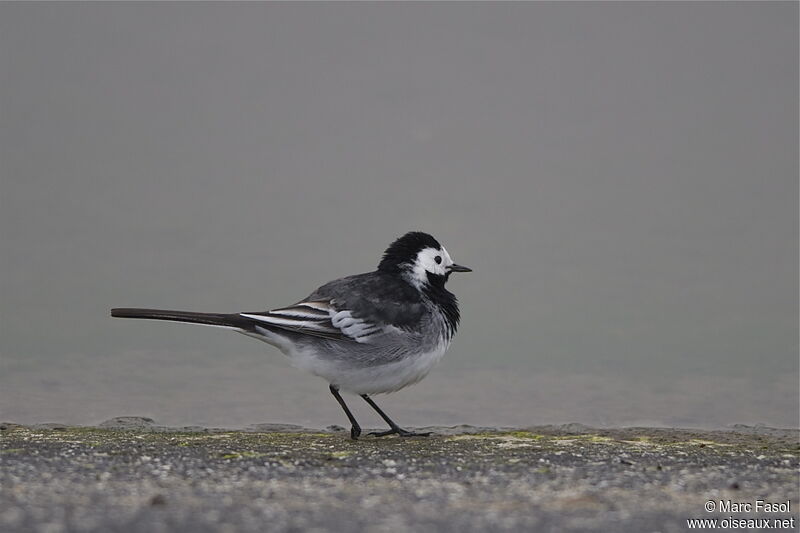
(448, 263, 472, 273)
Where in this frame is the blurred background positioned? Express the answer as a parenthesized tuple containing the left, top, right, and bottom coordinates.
(1, 3, 797, 429)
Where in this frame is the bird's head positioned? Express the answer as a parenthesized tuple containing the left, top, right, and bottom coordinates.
(378, 231, 471, 288)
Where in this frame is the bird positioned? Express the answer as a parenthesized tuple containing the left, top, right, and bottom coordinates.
(111, 231, 471, 439)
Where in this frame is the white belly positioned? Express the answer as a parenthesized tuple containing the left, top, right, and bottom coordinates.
(289, 340, 450, 395)
(242, 325, 450, 395)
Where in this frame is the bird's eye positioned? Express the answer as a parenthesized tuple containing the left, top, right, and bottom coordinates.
(434, 255, 442, 264)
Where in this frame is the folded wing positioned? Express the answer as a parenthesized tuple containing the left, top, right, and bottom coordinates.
(241, 300, 383, 343)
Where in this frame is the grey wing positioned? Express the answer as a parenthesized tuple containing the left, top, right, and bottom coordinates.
(240, 300, 387, 343)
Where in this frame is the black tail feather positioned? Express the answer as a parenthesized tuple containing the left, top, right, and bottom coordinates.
(110, 308, 254, 330)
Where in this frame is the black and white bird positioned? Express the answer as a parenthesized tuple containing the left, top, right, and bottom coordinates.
(111, 231, 471, 439)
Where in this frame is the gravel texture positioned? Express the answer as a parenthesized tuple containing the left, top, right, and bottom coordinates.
(1, 418, 798, 532)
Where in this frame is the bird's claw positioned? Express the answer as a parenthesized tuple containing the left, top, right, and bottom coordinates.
(368, 428, 432, 438)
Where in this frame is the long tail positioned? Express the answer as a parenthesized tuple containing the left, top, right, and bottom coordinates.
(110, 308, 255, 330)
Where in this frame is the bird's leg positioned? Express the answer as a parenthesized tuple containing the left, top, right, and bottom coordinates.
(329, 384, 361, 440)
(361, 394, 432, 437)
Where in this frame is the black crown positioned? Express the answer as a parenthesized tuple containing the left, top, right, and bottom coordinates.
(378, 232, 441, 273)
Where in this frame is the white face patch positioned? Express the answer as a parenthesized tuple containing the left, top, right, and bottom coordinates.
(407, 246, 454, 286)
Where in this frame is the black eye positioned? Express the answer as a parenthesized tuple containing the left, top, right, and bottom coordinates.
(434, 255, 442, 264)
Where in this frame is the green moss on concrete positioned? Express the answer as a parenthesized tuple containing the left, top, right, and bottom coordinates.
(1, 425, 797, 463)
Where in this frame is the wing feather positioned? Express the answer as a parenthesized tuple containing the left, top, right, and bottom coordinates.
(241, 300, 384, 343)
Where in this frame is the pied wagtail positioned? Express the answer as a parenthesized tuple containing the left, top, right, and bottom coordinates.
(111, 231, 471, 439)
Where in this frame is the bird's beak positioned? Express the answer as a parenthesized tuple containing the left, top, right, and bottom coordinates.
(448, 263, 472, 273)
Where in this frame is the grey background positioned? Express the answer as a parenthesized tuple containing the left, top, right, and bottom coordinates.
(1, 3, 797, 429)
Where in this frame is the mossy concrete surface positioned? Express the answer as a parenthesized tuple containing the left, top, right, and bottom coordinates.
(1, 419, 798, 532)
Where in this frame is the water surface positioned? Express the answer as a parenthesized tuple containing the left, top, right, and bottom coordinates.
(1, 3, 797, 429)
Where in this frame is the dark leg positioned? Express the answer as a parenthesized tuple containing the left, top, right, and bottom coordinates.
(360, 394, 431, 438)
(329, 384, 361, 440)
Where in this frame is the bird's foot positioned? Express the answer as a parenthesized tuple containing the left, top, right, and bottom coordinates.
(350, 425, 362, 440)
(368, 427, 432, 438)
